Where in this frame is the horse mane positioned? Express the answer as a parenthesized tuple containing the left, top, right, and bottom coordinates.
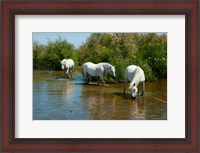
(129, 66, 140, 88)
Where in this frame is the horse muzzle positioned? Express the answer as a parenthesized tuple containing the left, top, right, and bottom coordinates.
(131, 96, 136, 99)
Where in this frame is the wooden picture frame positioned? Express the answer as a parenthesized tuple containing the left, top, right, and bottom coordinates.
(1, 0, 199, 152)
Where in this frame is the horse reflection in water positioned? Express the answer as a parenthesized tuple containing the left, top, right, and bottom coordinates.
(131, 96, 146, 120)
(81, 84, 145, 120)
(81, 87, 116, 120)
(61, 79, 75, 102)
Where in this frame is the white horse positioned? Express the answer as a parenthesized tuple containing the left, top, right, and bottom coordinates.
(124, 65, 145, 98)
(60, 59, 74, 78)
(82, 62, 116, 85)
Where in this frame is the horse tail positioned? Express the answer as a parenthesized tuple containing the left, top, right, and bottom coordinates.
(82, 64, 88, 84)
(71, 65, 74, 72)
(82, 66, 84, 76)
(72, 61, 74, 70)
(82, 64, 85, 76)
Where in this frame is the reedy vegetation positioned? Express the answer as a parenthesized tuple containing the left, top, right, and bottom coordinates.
(33, 33, 167, 82)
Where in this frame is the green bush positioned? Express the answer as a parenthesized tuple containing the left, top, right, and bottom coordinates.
(33, 37, 76, 70)
(78, 33, 167, 82)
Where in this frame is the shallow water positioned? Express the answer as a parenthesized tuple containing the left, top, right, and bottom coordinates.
(33, 70, 167, 120)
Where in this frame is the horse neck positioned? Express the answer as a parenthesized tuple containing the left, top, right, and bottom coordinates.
(130, 74, 140, 87)
(102, 63, 110, 70)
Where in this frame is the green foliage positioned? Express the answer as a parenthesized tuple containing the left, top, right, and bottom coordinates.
(33, 37, 76, 70)
(78, 33, 167, 81)
(136, 33, 167, 79)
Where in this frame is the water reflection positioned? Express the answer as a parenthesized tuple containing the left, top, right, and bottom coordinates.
(133, 97, 145, 119)
(61, 79, 74, 99)
(80, 85, 147, 120)
(33, 71, 167, 120)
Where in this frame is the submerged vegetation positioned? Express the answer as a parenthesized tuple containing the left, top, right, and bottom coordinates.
(33, 33, 167, 81)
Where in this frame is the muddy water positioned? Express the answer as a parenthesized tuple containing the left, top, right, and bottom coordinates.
(33, 70, 167, 120)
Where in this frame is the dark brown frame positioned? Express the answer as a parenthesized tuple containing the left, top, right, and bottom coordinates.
(1, 0, 199, 152)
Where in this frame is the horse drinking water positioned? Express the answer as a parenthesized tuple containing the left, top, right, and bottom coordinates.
(60, 59, 74, 78)
(124, 65, 145, 99)
(82, 62, 116, 85)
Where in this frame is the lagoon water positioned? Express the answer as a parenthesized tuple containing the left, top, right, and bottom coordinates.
(33, 70, 167, 120)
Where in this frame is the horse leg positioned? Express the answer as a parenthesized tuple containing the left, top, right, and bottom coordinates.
(66, 68, 69, 78)
(83, 74, 87, 84)
(86, 73, 90, 84)
(83, 72, 87, 84)
(70, 66, 74, 78)
(63, 69, 66, 78)
(68, 68, 71, 78)
(97, 77, 101, 85)
(124, 78, 126, 96)
(138, 84, 140, 96)
(100, 75, 105, 86)
(69, 68, 72, 78)
(140, 82, 145, 96)
(84, 75, 86, 84)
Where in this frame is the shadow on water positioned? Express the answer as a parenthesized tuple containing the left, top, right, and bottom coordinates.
(54, 76, 74, 80)
(55, 75, 83, 81)
(74, 82, 85, 85)
(74, 83, 107, 86)
(33, 70, 167, 120)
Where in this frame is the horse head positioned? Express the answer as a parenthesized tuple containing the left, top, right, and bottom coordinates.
(128, 72, 140, 98)
(60, 59, 67, 70)
(128, 83, 138, 98)
(109, 65, 116, 77)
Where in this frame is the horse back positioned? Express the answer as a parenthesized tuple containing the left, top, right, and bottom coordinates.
(83, 62, 99, 76)
(66, 59, 74, 67)
(125, 65, 145, 82)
